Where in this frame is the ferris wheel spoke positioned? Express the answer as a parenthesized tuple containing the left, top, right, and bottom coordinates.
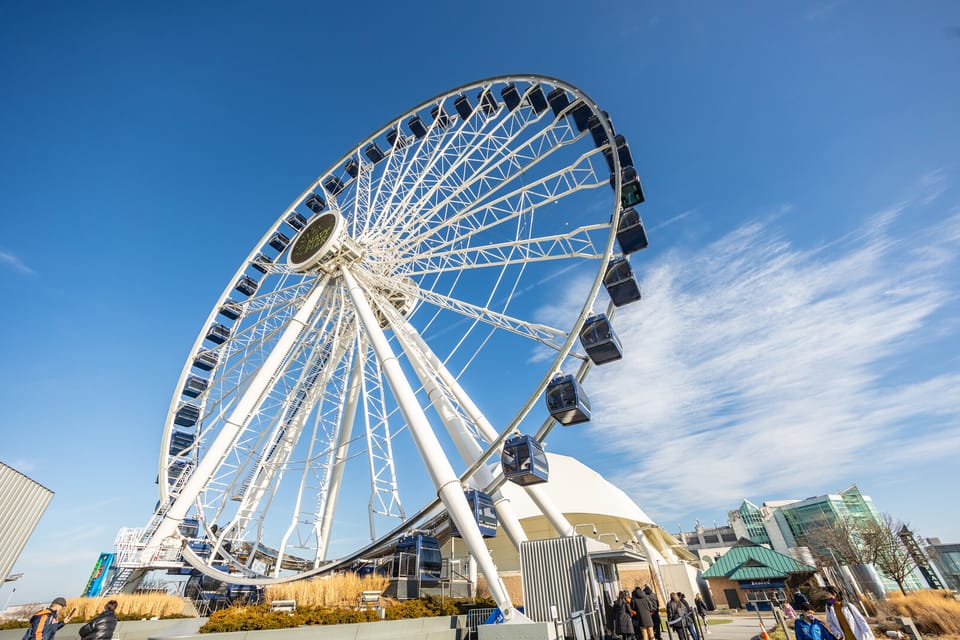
(355, 268, 567, 349)
(366, 101, 492, 250)
(393, 152, 605, 262)
(357, 336, 405, 540)
(223, 300, 352, 543)
(377, 83, 581, 245)
(394, 107, 585, 242)
(401, 222, 610, 275)
(314, 333, 364, 561)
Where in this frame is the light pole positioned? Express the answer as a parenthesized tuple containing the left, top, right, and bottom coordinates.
(597, 533, 619, 546)
(2, 574, 23, 616)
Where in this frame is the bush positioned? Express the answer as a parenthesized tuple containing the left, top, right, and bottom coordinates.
(198, 597, 485, 633)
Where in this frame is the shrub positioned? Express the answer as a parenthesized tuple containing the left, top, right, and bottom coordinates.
(198, 597, 485, 633)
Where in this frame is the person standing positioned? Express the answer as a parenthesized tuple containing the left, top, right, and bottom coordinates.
(678, 593, 700, 640)
(823, 586, 873, 640)
(79, 600, 118, 640)
(783, 602, 798, 621)
(644, 585, 662, 640)
(632, 585, 655, 640)
(615, 591, 637, 640)
(694, 593, 709, 634)
(22, 598, 72, 640)
(794, 605, 835, 640)
(666, 593, 687, 640)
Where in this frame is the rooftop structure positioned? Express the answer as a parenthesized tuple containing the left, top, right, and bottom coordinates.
(0, 461, 54, 584)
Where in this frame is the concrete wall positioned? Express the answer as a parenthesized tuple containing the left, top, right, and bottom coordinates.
(1, 615, 465, 640)
(0, 618, 203, 640)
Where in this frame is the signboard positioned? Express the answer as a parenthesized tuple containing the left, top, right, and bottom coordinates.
(740, 579, 785, 590)
(82, 553, 116, 597)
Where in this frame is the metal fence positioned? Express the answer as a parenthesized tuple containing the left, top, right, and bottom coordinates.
(465, 607, 497, 638)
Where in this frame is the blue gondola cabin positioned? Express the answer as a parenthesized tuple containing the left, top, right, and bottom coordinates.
(502, 434, 549, 485)
(450, 490, 498, 538)
(392, 535, 442, 585)
(615, 207, 649, 255)
(545, 374, 592, 425)
(579, 314, 623, 365)
(603, 257, 641, 307)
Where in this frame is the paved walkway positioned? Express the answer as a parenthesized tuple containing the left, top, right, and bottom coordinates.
(662, 617, 776, 640)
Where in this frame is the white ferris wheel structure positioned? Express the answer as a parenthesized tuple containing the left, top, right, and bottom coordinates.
(110, 74, 649, 620)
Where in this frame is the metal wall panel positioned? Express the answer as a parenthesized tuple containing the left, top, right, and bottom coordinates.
(520, 535, 601, 639)
(0, 462, 54, 581)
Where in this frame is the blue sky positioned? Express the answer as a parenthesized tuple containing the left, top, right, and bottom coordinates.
(2, 1, 959, 604)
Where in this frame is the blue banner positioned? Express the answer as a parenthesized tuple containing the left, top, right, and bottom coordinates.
(82, 553, 116, 597)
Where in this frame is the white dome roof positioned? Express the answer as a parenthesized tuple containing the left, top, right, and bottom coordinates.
(498, 452, 654, 525)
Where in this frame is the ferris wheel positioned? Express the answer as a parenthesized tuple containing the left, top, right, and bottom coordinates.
(140, 75, 647, 614)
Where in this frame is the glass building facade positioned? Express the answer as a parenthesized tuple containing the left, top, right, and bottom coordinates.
(727, 486, 927, 593)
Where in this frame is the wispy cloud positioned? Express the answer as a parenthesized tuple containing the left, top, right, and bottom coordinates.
(550, 202, 959, 519)
(0, 250, 36, 275)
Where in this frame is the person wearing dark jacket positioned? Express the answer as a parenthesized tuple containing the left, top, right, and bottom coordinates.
(614, 591, 636, 640)
(631, 586, 655, 640)
(644, 585, 662, 640)
(79, 600, 118, 640)
(22, 598, 72, 640)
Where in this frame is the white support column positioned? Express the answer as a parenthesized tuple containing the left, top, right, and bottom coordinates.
(392, 322, 528, 549)
(404, 328, 576, 541)
(341, 267, 527, 623)
(317, 338, 363, 560)
(143, 276, 331, 563)
(525, 483, 576, 537)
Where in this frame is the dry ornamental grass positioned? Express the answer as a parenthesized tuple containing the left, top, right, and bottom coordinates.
(265, 574, 389, 609)
(876, 590, 960, 637)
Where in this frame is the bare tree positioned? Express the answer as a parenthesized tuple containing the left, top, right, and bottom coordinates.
(802, 514, 869, 567)
(859, 512, 917, 595)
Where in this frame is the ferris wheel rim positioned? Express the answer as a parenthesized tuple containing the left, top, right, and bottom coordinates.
(154, 73, 626, 582)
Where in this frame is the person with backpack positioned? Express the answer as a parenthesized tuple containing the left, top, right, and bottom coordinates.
(78, 600, 118, 640)
(22, 598, 72, 640)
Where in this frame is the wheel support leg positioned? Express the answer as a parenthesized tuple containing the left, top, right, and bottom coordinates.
(341, 267, 527, 623)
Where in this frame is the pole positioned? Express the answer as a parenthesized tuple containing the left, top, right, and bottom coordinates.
(1, 587, 16, 614)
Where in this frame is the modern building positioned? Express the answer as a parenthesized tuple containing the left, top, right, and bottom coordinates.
(683, 485, 930, 596)
(701, 539, 816, 610)
(925, 538, 960, 591)
(0, 461, 54, 584)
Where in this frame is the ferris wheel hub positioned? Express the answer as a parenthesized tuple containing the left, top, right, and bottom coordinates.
(287, 211, 361, 273)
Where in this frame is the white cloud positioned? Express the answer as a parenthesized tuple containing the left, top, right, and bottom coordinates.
(0, 250, 36, 275)
(562, 205, 960, 519)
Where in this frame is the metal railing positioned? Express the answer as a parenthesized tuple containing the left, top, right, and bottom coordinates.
(465, 608, 497, 639)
